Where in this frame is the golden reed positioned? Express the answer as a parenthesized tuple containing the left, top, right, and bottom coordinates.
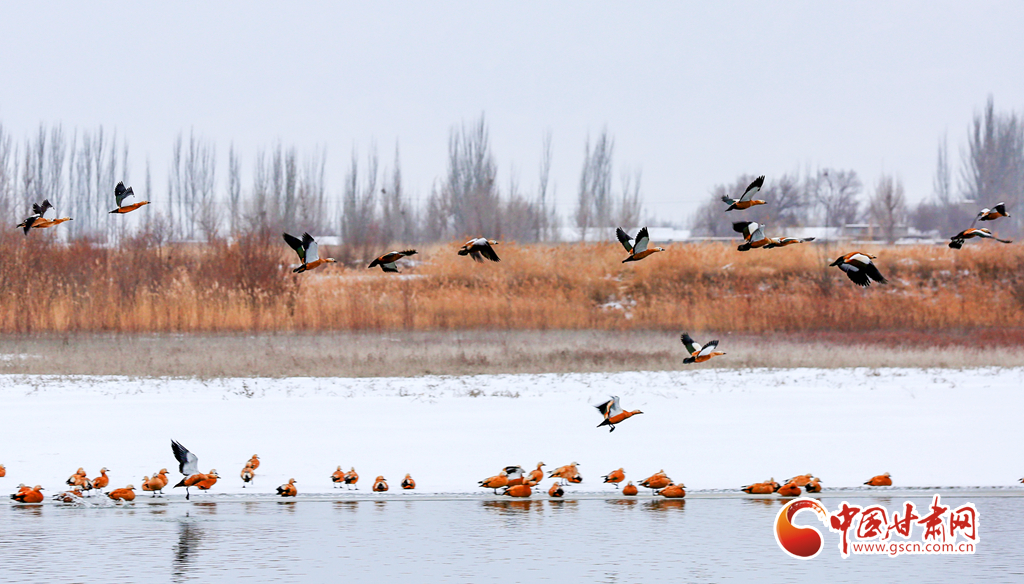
(3, 232, 1023, 334)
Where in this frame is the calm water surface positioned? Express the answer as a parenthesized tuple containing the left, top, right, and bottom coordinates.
(3, 494, 1020, 583)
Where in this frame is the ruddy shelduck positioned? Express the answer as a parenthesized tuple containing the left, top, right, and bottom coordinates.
(343, 467, 359, 489)
(151, 469, 169, 494)
(948, 227, 1012, 249)
(639, 470, 672, 493)
(458, 238, 501, 262)
(733, 221, 769, 251)
(241, 463, 255, 488)
(11, 485, 44, 503)
(503, 483, 532, 498)
(0, 464, 5, 477)
(527, 462, 545, 485)
(622, 481, 638, 496)
(974, 202, 1010, 224)
(372, 476, 389, 492)
(248, 455, 260, 471)
(276, 478, 297, 497)
(548, 462, 582, 485)
(196, 470, 219, 491)
(721, 175, 766, 211)
(830, 252, 888, 287)
(369, 250, 418, 273)
(92, 468, 111, 491)
(141, 476, 154, 495)
(617, 226, 665, 263)
(741, 479, 777, 495)
(657, 482, 686, 499)
(479, 470, 509, 494)
(680, 333, 726, 364)
(53, 489, 84, 504)
(171, 440, 206, 500)
(17, 199, 73, 235)
(805, 477, 823, 493)
(108, 485, 136, 502)
(283, 232, 337, 273)
(595, 396, 643, 432)
(331, 466, 346, 487)
(785, 474, 814, 488)
(776, 482, 802, 497)
(109, 181, 149, 214)
(548, 482, 564, 497)
(602, 468, 626, 487)
(401, 474, 416, 490)
(504, 466, 527, 487)
(864, 472, 892, 487)
(66, 467, 89, 488)
(764, 236, 815, 249)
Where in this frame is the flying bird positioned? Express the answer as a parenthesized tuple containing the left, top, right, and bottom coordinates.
(721, 175, 767, 211)
(948, 228, 1012, 249)
(368, 250, 418, 273)
(732, 221, 769, 251)
(283, 232, 337, 273)
(109, 181, 150, 214)
(617, 227, 665, 263)
(680, 333, 726, 364)
(458, 238, 500, 262)
(17, 199, 72, 235)
(764, 236, 815, 249)
(830, 252, 888, 287)
(971, 202, 1010, 227)
(170, 440, 206, 500)
(594, 396, 643, 432)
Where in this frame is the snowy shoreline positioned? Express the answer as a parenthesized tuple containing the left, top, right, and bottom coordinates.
(2, 368, 1022, 496)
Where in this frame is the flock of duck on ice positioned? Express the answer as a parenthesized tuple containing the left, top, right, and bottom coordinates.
(7, 177, 1017, 505)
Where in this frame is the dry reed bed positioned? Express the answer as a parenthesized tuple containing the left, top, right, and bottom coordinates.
(2, 232, 1024, 333)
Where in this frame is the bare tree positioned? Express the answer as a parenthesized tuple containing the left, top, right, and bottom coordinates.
(228, 144, 241, 235)
(868, 174, 907, 243)
(340, 146, 381, 261)
(295, 147, 327, 235)
(575, 130, 614, 240)
(0, 122, 13, 225)
(960, 96, 1023, 236)
(808, 169, 862, 237)
(381, 143, 415, 245)
(537, 131, 555, 241)
(616, 167, 643, 228)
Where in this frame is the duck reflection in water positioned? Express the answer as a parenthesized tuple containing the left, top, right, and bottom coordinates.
(482, 499, 538, 514)
(172, 519, 203, 584)
(643, 499, 686, 512)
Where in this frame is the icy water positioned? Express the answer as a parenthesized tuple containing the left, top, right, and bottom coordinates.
(3, 493, 1021, 583)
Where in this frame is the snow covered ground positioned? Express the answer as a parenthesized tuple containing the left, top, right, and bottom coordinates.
(2, 368, 1021, 497)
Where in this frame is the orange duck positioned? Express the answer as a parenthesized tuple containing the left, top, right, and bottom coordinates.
(503, 483, 532, 498)
(602, 468, 626, 487)
(248, 455, 260, 471)
(548, 482, 564, 497)
(53, 488, 84, 503)
(830, 252, 888, 287)
(595, 397, 643, 432)
(196, 470, 220, 491)
(657, 482, 686, 499)
(785, 474, 814, 488)
(479, 470, 509, 494)
(548, 462, 582, 485)
(66, 467, 89, 488)
(680, 333, 726, 364)
(372, 476, 389, 492)
(622, 481, 638, 496)
(0, 463, 5, 477)
(458, 238, 500, 262)
(741, 478, 779, 495)
(11, 485, 44, 503)
(776, 482, 802, 497)
(617, 227, 665, 263)
(171, 440, 207, 500)
(92, 468, 111, 492)
(283, 232, 337, 273)
(343, 467, 359, 490)
(151, 469, 169, 495)
(241, 464, 255, 488)
(401, 474, 416, 490)
(733, 221, 769, 251)
(527, 463, 546, 484)
(141, 476, 154, 496)
(504, 466, 527, 487)
(368, 250, 418, 273)
(108, 181, 149, 214)
(639, 470, 672, 493)
(864, 473, 892, 487)
(108, 485, 136, 502)
(805, 477, 823, 493)
(331, 466, 346, 488)
(721, 176, 766, 211)
(277, 478, 297, 497)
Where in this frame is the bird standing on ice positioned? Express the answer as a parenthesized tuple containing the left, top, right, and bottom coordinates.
(740, 478, 778, 495)
(0, 464, 6, 477)
(109, 181, 149, 214)
(616, 227, 665, 263)
(283, 232, 337, 273)
(171, 440, 208, 500)
(639, 470, 671, 494)
(594, 396, 643, 432)
(401, 474, 416, 490)
(548, 463, 582, 485)
(92, 468, 111, 492)
(805, 477, 822, 493)
(458, 238, 501, 262)
(602, 468, 626, 487)
(680, 333, 726, 364)
(196, 470, 220, 491)
(241, 463, 255, 488)
(372, 476, 389, 492)
(830, 252, 888, 287)
(331, 466, 346, 488)
(368, 250, 418, 273)
(277, 478, 297, 497)
(622, 481, 638, 496)
(776, 482, 801, 497)
(343, 467, 359, 489)
(478, 470, 509, 494)
(721, 176, 766, 211)
(657, 482, 686, 498)
(527, 463, 546, 485)
(864, 472, 892, 486)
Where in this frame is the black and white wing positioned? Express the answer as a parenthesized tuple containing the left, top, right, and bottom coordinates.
(595, 396, 622, 418)
(680, 333, 701, 355)
(283, 233, 307, 264)
(381, 262, 399, 273)
(632, 227, 650, 254)
(697, 340, 720, 358)
(302, 233, 319, 263)
(114, 181, 134, 207)
(732, 221, 756, 240)
(171, 440, 199, 476)
(478, 241, 500, 262)
(738, 176, 765, 202)
(615, 228, 634, 253)
(32, 199, 53, 217)
(749, 223, 766, 242)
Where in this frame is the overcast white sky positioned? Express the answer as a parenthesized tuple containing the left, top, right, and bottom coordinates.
(1, 1, 1022, 224)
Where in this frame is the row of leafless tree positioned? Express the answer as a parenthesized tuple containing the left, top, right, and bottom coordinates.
(690, 97, 1023, 242)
